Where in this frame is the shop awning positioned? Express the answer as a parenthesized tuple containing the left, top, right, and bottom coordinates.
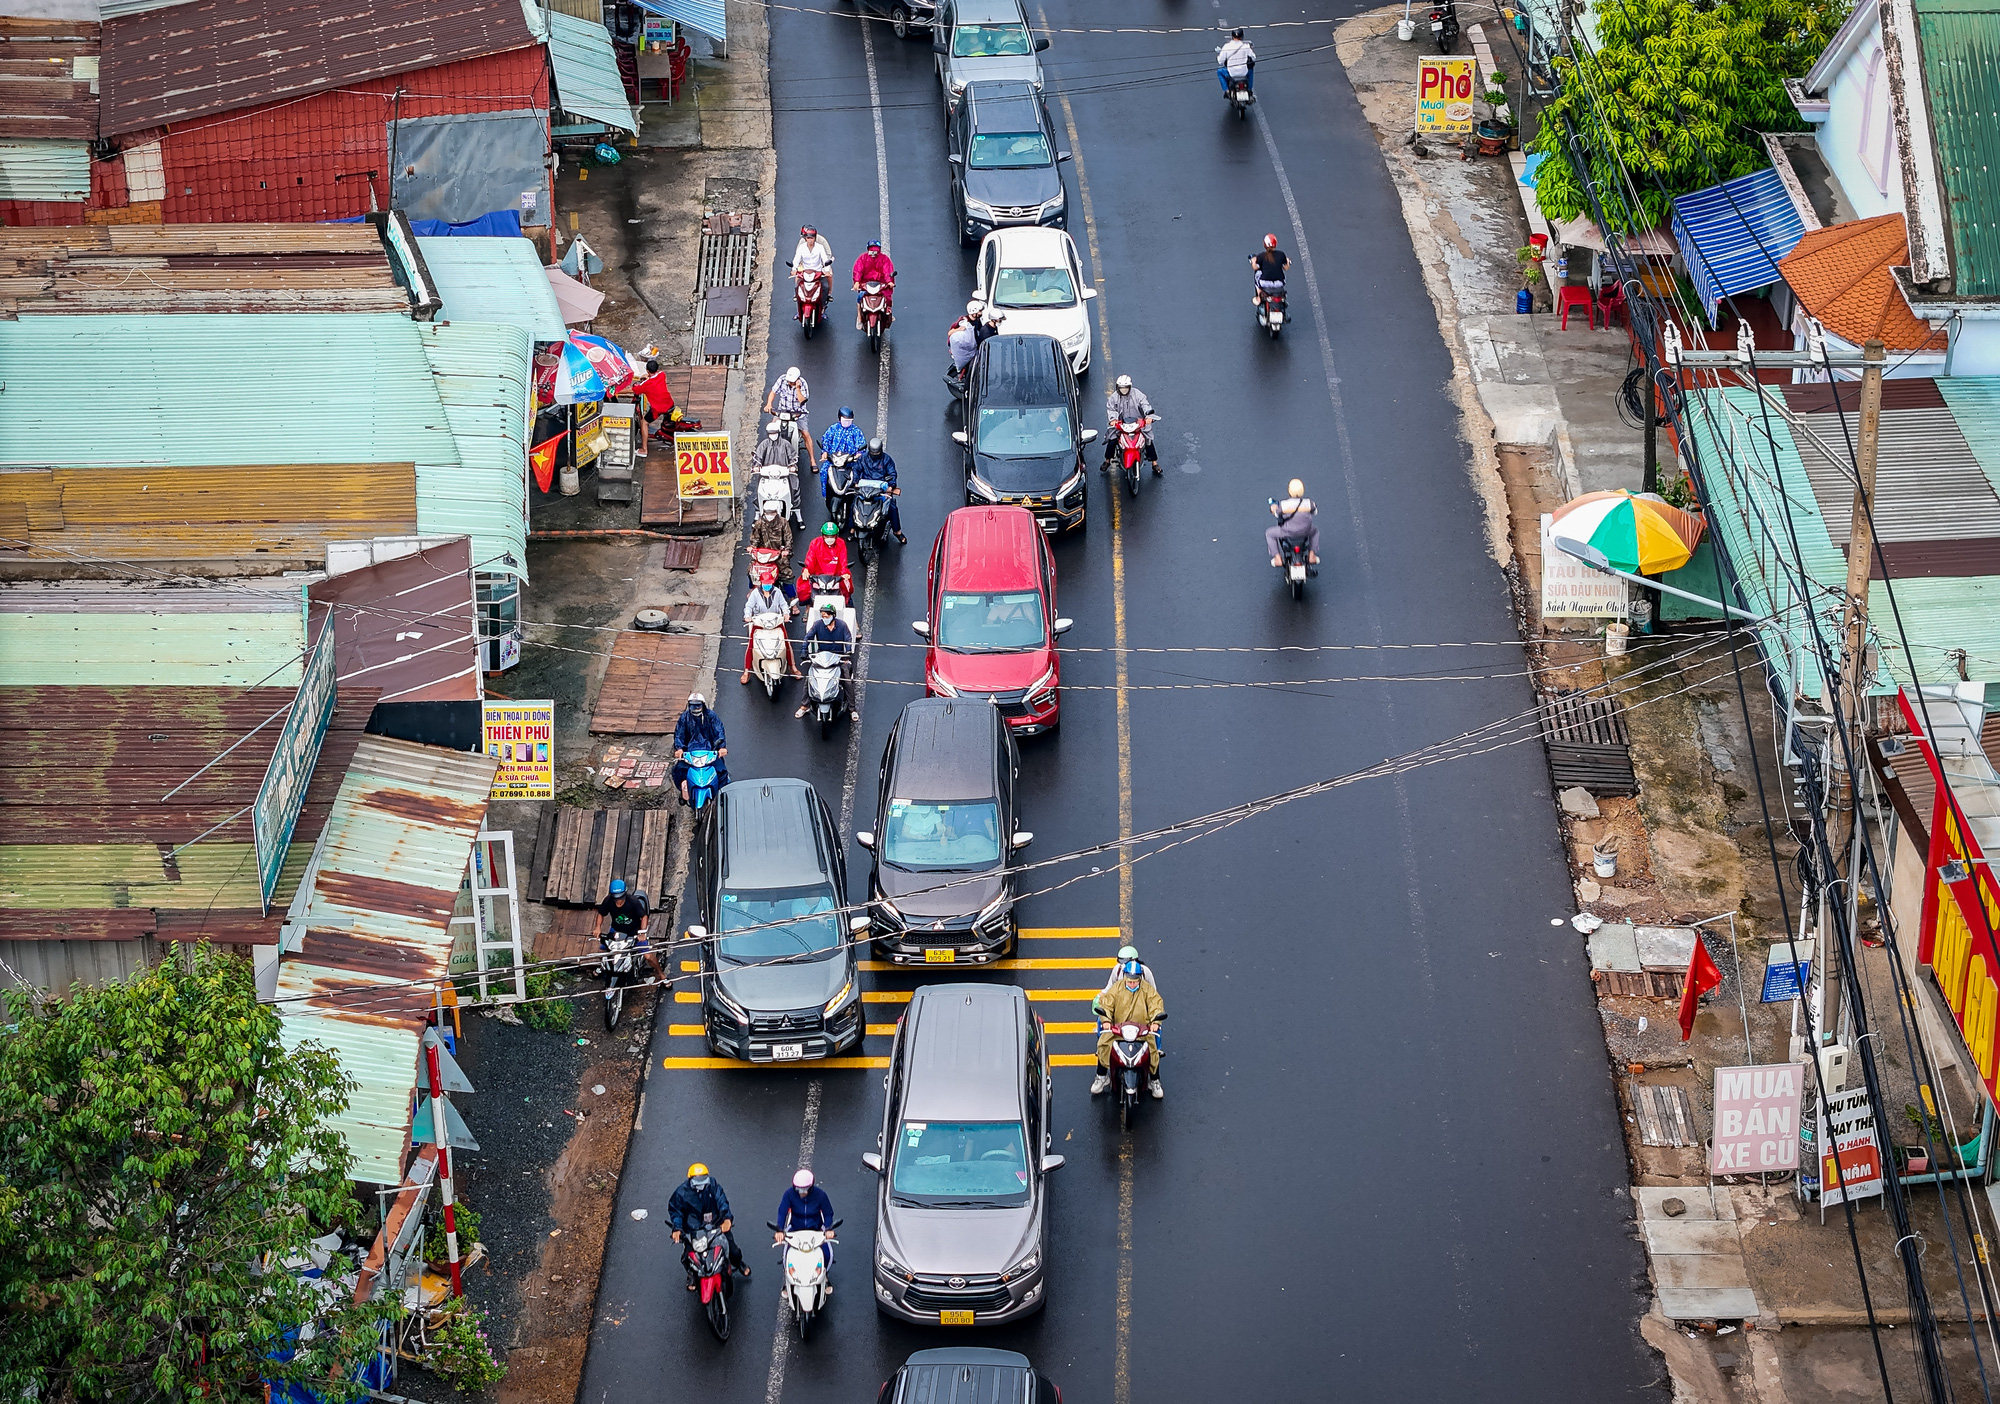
(535, 9, 641, 134)
(546, 264, 606, 324)
(1554, 215, 1677, 258)
(634, 0, 724, 44)
(1671, 166, 1807, 327)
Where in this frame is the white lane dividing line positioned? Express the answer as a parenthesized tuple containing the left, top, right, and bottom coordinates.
(762, 1078, 824, 1404)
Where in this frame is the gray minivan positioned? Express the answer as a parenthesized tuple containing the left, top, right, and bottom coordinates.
(865, 984, 1060, 1324)
(934, 0, 1048, 116)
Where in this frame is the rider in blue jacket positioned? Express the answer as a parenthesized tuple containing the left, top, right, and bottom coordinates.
(772, 1167, 837, 1268)
(854, 438, 906, 545)
(670, 694, 728, 802)
(817, 408, 867, 520)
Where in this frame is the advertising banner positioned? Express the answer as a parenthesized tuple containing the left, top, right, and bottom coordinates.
(253, 629, 337, 910)
(1417, 56, 1478, 135)
(483, 700, 555, 800)
(1820, 1086, 1884, 1206)
(1540, 513, 1631, 618)
(574, 402, 606, 467)
(1709, 1063, 1803, 1174)
(676, 431, 735, 499)
(1760, 940, 1813, 1002)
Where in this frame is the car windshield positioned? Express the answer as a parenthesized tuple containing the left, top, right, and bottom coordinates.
(975, 406, 1072, 457)
(716, 885, 839, 964)
(969, 131, 1052, 169)
(890, 1120, 1030, 1205)
(990, 265, 1075, 308)
(953, 22, 1032, 56)
(937, 591, 1045, 651)
(882, 799, 1002, 870)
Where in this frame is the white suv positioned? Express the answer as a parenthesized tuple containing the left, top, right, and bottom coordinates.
(972, 226, 1095, 374)
(934, 0, 1048, 116)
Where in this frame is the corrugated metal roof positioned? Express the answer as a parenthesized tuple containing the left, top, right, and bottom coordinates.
(1939, 377, 2000, 496)
(0, 578, 307, 686)
(97, 0, 539, 136)
(95, 0, 192, 19)
(311, 536, 482, 702)
(0, 140, 89, 201)
(1673, 167, 1809, 327)
(418, 321, 531, 578)
(528, 8, 638, 134)
(634, 0, 724, 43)
(418, 234, 567, 343)
(0, 17, 102, 143)
(273, 734, 496, 1185)
(1914, 0, 2000, 298)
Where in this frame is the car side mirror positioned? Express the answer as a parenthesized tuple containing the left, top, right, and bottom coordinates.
(912, 620, 931, 636)
(685, 924, 708, 940)
(862, 1152, 885, 1173)
(850, 915, 873, 933)
(1039, 1154, 1065, 1172)
(1078, 428, 1098, 444)
(1081, 287, 1098, 299)
(1053, 618, 1074, 635)
(951, 430, 969, 445)
(947, 153, 962, 165)
(857, 831, 875, 849)
(1011, 831, 1033, 848)
(1033, 35, 1050, 51)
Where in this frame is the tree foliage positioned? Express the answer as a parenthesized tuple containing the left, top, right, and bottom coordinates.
(1529, 0, 1849, 232)
(0, 945, 395, 1403)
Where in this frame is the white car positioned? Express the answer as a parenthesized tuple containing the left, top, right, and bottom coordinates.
(972, 226, 1095, 374)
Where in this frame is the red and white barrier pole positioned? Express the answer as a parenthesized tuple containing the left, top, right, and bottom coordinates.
(422, 1030, 463, 1298)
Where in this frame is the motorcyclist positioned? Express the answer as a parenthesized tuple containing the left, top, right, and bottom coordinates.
(1092, 957, 1166, 1099)
(762, 367, 811, 460)
(740, 576, 801, 685)
(669, 1163, 748, 1285)
(854, 437, 907, 545)
(1250, 233, 1289, 312)
(948, 300, 983, 392)
(773, 1168, 837, 1271)
(852, 239, 896, 329)
(1091, 944, 1157, 1013)
(800, 520, 853, 603)
(817, 407, 867, 524)
(747, 500, 796, 592)
(752, 418, 803, 527)
(795, 601, 855, 720)
(1102, 374, 1160, 475)
(1266, 477, 1321, 568)
(976, 306, 1006, 345)
(1216, 27, 1256, 92)
(791, 225, 834, 321)
(670, 693, 728, 802)
(595, 878, 660, 979)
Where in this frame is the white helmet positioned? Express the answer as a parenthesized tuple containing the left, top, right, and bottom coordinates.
(793, 1168, 815, 1191)
(762, 500, 782, 515)
(784, 366, 802, 382)
(966, 299, 986, 318)
(1114, 374, 1132, 393)
(766, 420, 782, 436)
(1287, 477, 1306, 500)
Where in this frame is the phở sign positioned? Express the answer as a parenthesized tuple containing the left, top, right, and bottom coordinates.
(1416, 56, 1477, 135)
(1709, 1063, 1803, 1174)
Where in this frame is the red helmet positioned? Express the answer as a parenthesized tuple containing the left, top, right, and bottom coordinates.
(801, 225, 817, 239)
(1263, 233, 1278, 250)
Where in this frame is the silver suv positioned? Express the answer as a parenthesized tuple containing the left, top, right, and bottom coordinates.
(933, 0, 1048, 116)
(864, 984, 1061, 1323)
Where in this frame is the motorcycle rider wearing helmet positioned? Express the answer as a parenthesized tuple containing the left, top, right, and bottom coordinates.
(1092, 944, 1157, 1013)
(762, 367, 812, 465)
(855, 436, 907, 545)
(948, 300, 983, 391)
(1102, 375, 1159, 475)
(1216, 27, 1256, 92)
(595, 878, 660, 979)
(670, 1163, 748, 1284)
(800, 520, 854, 603)
(852, 239, 896, 328)
(791, 225, 834, 321)
(1251, 233, 1289, 310)
(1092, 957, 1166, 1099)
(740, 575, 801, 685)
(773, 1168, 837, 1271)
(817, 407, 867, 523)
(796, 601, 855, 720)
(752, 418, 804, 528)
(748, 499, 796, 592)
(670, 693, 728, 802)
(1267, 477, 1320, 567)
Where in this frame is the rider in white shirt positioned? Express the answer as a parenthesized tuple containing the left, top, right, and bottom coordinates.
(1215, 28, 1256, 91)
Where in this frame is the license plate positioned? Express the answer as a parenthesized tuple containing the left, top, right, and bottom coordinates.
(925, 948, 957, 964)
(772, 1043, 805, 1061)
(1289, 564, 1307, 581)
(939, 1310, 975, 1326)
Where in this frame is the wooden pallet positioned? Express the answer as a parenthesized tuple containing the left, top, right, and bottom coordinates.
(534, 896, 679, 964)
(1631, 1082, 1696, 1148)
(1540, 688, 1639, 796)
(640, 366, 732, 529)
(532, 806, 675, 906)
(590, 629, 706, 733)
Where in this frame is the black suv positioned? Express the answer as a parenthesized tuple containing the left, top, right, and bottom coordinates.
(690, 777, 865, 1061)
(954, 333, 1095, 533)
(877, 1349, 1061, 1404)
(859, 698, 1027, 965)
(947, 80, 1068, 246)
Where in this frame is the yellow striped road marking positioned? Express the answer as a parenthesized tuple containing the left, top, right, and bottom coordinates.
(674, 991, 701, 1003)
(1042, 1022, 1098, 1034)
(666, 1023, 942, 1038)
(862, 988, 1101, 1004)
(1017, 927, 1122, 940)
(858, 957, 1110, 972)
(662, 1056, 890, 1070)
(680, 960, 699, 971)
(1050, 1054, 1098, 1067)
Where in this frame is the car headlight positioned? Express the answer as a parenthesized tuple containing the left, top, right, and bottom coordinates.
(928, 673, 960, 698)
(878, 1251, 913, 1281)
(949, 77, 966, 95)
(967, 472, 1001, 502)
(1022, 665, 1057, 703)
(974, 895, 1011, 932)
(710, 985, 749, 1025)
(1057, 469, 1084, 500)
(823, 978, 857, 1015)
(1061, 328, 1089, 351)
(1040, 190, 1065, 215)
(962, 196, 996, 221)
(999, 1251, 1039, 1282)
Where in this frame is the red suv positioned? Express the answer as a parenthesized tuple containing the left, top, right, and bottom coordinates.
(914, 505, 1072, 735)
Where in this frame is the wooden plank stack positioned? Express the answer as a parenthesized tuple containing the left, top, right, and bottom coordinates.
(531, 807, 674, 906)
(590, 630, 706, 733)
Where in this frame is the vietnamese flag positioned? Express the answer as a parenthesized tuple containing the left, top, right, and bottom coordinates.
(1678, 938, 1723, 1041)
(530, 432, 565, 493)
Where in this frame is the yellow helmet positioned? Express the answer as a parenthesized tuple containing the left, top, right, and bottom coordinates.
(687, 1162, 710, 1179)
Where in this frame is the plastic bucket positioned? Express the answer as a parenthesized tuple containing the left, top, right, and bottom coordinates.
(1396, 17, 1416, 38)
(1593, 848, 1618, 879)
(1604, 622, 1630, 656)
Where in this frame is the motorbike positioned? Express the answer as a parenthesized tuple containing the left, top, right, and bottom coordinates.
(859, 280, 894, 354)
(768, 1219, 841, 1341)
(748, 545, 786, 591)
(808, 572, 853, 614)
(849, 477, 893, 563)
(1429, 0, 1459, 52)
(682, 1218, 735, 1342)
(1255, 279, 1287, 337)
(1113, 415, 1157, 499)
(599, 932, 644, 1031)
(793, 266, 829, 338)
(750, 610, 792, 700)
(803, 650, 850, 741)
(1273, 530, 1312, 601)
(823, 451, 858, 531)
(1223, 71, 1254, 119)
(684, 749, 722, 810)
(944, 358, 970, 407)
(1105, 1022, 1155, 1131)
(756, 461, 803, 528)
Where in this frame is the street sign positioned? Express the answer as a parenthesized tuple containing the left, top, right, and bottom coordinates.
(1539, 514, 1630, 618)
(1416, 56, 1477, 136)
(417, 1030, 475, 1094)
(1709, 1063, 1803, 1174)
(1760, 940, 1813, 1003)
(412, 1094, 481, 1152)
(1820, 1086, 1884, 1206)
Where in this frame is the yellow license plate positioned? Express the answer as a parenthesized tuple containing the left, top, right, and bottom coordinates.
(925, 948, 956, 964)
(938, 1309, 975, 1325)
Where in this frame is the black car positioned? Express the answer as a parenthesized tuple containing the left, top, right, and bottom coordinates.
(878, 1348, 1061, 1404)
(853, 0, 934, 40)
(953, 333, 1095, 533)
(859, 697, 1027, 965)
(947, 80, 1069, 246)
(690, 777, 865, 1062)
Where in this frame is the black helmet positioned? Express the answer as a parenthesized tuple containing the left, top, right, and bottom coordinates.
(1231, 26, 1244, 38)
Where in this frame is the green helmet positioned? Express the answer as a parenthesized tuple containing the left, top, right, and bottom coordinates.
(1117, 945, 1139, 963)
(821, 520, 839, 537)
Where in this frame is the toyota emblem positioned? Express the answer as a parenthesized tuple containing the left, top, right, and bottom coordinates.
(947, 1276, 967, 1290)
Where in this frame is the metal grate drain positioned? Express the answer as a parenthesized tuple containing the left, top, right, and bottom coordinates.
(691, 208, 757, 368)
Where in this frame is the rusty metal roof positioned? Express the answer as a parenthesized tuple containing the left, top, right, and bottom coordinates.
(0, 683, 377, 942)
(0, 17, 101, 143)
(272, 733, 496, 1183)
(311, 537, 482, 703)
(97, 0, 537, 136)
(0, 223, 412, 317)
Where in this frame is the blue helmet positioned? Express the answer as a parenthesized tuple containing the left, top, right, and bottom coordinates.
(1121, 959, 1143, 978)
(838, 406, 856, 421)
(609, 879, 627, 896)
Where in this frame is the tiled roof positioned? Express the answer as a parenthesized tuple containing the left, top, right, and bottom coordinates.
(1778, 213, 1937, 353)
(97, 0, 536, 136)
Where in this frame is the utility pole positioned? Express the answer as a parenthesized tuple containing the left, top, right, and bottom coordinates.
(1831, 339, 1886, 864)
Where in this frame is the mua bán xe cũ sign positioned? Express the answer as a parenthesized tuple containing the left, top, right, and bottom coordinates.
(1709, 1063, 1803, 1174)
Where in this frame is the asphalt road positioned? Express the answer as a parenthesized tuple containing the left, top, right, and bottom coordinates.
(580, 4, 1657, 1399)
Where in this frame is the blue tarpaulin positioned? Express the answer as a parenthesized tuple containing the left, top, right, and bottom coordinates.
(1671, 166, 1807, 327)
(327, 210, 523, 237)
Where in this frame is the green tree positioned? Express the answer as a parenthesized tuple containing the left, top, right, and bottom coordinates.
(1530, 0, 1848, 232)
(0, 944, 398, 1403)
